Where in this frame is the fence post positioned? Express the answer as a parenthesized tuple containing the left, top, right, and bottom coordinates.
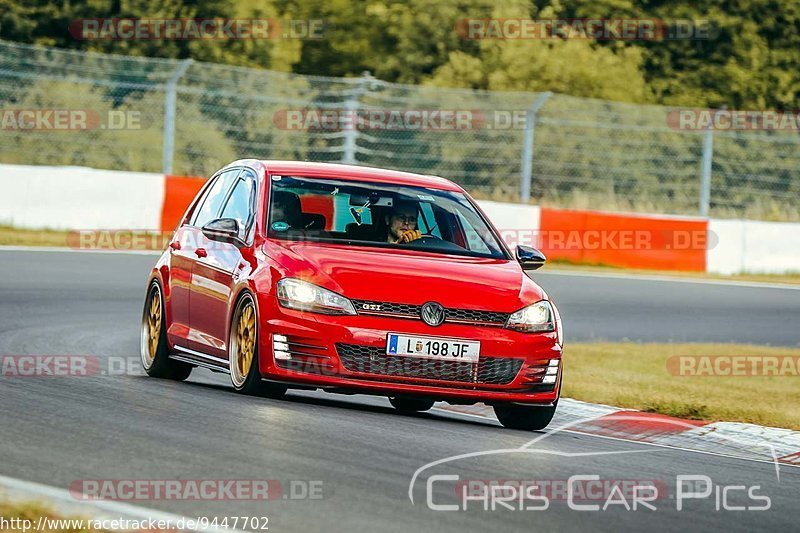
(520, 91, 552, 203)
(341, 71, 372, 165)
(162, 59, 193, 175)
(699, 124, 714, 217)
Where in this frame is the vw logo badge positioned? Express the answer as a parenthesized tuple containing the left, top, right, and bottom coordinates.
(420, 302, 446, 327)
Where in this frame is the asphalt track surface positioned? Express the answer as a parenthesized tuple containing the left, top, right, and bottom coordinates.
(0, 249, 798, 532)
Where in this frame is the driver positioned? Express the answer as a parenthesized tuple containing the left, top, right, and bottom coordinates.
(385, 200, 422, 244)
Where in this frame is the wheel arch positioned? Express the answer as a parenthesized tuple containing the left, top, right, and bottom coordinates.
(146, 268, 172, 337)
(227, 283, 260, 355)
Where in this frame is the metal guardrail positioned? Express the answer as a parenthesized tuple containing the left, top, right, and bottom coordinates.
(1, 39, 798, 220)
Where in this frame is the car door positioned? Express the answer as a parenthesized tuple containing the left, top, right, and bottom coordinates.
(190, 168, 257, 359)
(165, 173, 228, 348)
(165, 224, 198, 347)
(172, 168, 242, 356)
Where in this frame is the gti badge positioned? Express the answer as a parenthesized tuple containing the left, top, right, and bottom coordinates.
(420, 301, 446, 327)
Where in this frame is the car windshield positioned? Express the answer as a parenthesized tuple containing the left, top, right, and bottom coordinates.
(267, 175, 508, 259)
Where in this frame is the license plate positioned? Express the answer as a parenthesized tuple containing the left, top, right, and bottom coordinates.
(386, 333, 480, 362)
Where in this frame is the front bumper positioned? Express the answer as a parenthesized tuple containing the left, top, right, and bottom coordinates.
(256, 294, 562, 405)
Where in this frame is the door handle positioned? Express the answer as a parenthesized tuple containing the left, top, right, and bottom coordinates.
(195, 248, 208, 258)
(169, 241, 181, 251)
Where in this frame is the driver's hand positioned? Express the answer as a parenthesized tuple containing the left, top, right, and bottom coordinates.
(398, 229, 422, 243)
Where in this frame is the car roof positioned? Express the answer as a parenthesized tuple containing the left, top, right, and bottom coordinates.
(256, 160, 464, 192)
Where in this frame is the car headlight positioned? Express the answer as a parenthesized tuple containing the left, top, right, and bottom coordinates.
(276, 278, 356, 315)
(505, 300, 556, 333)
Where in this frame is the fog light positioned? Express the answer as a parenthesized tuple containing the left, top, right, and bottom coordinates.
(274, 350, 291, 360)
(548, 359, 560, 367)
(546, 366, 558, 375)
(542, 375, 557, 384)
(273, 334, 291, 360)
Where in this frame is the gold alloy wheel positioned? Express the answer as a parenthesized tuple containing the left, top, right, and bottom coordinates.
(233, 300, 256, 385)
(147, 289, 162, 358)
(142, 285, 162, 368)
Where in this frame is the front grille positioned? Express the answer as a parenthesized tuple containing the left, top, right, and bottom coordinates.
(335, 343, 523, 385)
(446, 308, 509, 325)
(351, 299, 509, 327)
(354, 301, 420, 317)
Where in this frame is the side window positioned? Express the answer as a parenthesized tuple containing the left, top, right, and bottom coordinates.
(419, 202, 442, 238)
(191, 168, 241, 227)
(220, 170, 256, 230)
(456, 211, 492, 255)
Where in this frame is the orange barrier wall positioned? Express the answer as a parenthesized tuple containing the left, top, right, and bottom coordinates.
(538, 208, 708, 272)
(160, 176, 206, 231)
(299, 194, 335, 230)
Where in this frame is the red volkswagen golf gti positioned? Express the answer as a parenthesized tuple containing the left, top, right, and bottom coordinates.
(141, 160, 563, 430)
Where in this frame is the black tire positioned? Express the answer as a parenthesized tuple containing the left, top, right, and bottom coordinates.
(389, 396, 435, 412)
(229, 293, 287, 399)
(494, 402, 557, 431)
(140, 281, 192, 381)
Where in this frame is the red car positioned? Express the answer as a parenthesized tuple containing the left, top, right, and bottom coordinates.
(141, 160, 563, 430)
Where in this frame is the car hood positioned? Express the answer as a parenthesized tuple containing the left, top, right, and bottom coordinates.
(264, 241, 545, 312)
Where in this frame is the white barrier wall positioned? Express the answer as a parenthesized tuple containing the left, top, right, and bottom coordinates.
(707, 219, 747, 275)
(476, 200, 540, 242)
(707, 218, 800, 274)
(0, 164, 164, 230)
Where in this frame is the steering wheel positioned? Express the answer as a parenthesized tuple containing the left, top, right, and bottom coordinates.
(398, 235, 466, 253)
(396, 231, 440, 245)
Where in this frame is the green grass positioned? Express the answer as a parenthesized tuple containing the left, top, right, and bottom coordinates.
(0, 226, 168, 251)
(0, 225, 72, 247)
(0, 500, 104, 532)
(564, 343, 800, 429)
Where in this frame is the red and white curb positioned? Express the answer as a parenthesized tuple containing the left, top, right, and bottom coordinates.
(438, 398, 800, 466)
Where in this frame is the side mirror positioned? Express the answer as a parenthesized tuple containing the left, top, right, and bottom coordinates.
(201, 218, 244, 247)
(516, 245, 546, 271)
